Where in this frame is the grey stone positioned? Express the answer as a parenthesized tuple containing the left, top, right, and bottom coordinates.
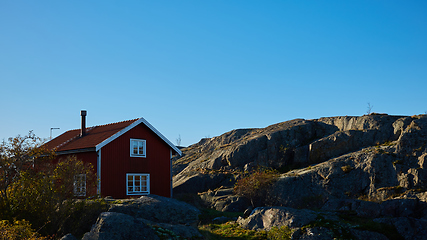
(212, 216, 230, 224)
(238, 207, 318, 230)
(291, 227, 334, 240)
(108, 194, 200, 226)
(321, 199, 382, 218)
(243, 206, 253, 218)
(199, 188, 250, 212)
(374, 217, 427, 240)
(81, 212, 159, 240)
(59, 233, 78, 240)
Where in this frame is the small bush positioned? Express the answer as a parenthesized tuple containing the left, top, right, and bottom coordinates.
(0, 220, 49, 240)
(234, 168, 279, 207)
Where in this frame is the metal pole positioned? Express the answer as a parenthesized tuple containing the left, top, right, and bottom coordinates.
(50, 127, 60, 140)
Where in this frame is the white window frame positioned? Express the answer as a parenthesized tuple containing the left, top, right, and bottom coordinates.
(74, 174, 86, 197)
(126, 173, 150, 195)
(130, 139, 146, 157)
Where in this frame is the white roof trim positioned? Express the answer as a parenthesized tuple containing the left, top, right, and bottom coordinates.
(95, 117, 182, 156)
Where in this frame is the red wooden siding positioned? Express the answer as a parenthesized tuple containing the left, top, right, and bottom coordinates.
(52, 151, 98, 197)
(99, 123, 172, 198)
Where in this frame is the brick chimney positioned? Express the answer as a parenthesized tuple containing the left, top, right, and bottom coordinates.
(80, 110, 87, 137)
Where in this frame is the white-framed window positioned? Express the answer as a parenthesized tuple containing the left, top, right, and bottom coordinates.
(126, 173, 150, 195)
(74, 174, 86, 197)
(130, 139, 146, 157)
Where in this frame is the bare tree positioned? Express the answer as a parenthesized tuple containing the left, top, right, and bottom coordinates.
(367, 102, 373, 115)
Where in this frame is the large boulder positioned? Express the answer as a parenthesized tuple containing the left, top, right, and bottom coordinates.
(81, 212, 159, 240)
(237, 207, 318, 230)
(199, 187, 250, 212)
(268, 138, 427, 210)
(108, 194, 200, 226)
(82, 195, 202, 240)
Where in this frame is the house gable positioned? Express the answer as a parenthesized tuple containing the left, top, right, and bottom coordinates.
(95, 117, 181, 155)
(98, 122, 173, 198)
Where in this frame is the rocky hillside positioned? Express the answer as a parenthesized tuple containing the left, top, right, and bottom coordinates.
(172, 114, 427, 239)
(173, 114, 422, 194)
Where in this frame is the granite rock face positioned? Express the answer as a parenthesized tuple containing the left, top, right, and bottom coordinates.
(174, 115, 427, 209)
(172, 114, 427, 239)
(81, 195, 202, 240)
(173, 115, 420, 196)
(173, 119, 340, 194)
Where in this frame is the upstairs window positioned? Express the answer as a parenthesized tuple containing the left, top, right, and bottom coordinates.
(74, 174, 86, 197)
(130, 139, 146, 157)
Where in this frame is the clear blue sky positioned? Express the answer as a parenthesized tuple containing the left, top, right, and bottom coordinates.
(1, 1, 426, 147)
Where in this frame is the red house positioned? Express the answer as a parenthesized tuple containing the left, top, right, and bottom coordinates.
(44, 110, 182, 199)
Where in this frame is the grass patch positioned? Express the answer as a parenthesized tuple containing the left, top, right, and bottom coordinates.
(199, 222, 267, 240)
(267, 226, 293, 240)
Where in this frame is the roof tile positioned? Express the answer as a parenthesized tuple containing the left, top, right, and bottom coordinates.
(44, 119, 138, 152)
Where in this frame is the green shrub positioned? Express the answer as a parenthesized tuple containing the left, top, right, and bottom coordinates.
(6, 156, 97, 236)
(234, 168, 279, 207)
(0, 220, 49, 240)
(0, 133, 100, 238)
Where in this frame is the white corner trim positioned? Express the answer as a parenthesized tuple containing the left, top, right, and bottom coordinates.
(97, 149, 101, 195)
(95, 117, 182, 156)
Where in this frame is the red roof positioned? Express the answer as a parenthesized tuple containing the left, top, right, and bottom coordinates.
(44, 119, 138, 152)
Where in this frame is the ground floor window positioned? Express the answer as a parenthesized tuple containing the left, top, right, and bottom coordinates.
(126, 173, 150, 195)
(74, 174, 86, 197)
